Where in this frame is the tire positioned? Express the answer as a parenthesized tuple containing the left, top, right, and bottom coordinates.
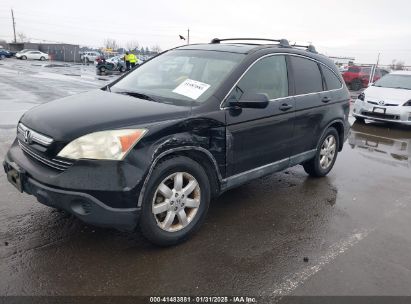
(0, 55, 5, 59)
(99, 66, 106, 73)
(119, 66, 125, 73)
(351, 78, 362, 91)
(303, 127, 339, 177)
(139, 156, 211, 246)
(354, 116, 365, 123)
(40, 56, 45, 61)
(21, 55, 27, 60)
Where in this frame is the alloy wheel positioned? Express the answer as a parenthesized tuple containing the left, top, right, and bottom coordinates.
(152, 172, 201, 232)
(319, 135, 337, 169)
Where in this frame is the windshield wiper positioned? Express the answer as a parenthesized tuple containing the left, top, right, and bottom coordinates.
(115, 90, 157, 101)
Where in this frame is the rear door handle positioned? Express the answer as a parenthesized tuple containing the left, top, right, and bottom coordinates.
(322, 96, 331, 103)
(279, 103, 293, 111)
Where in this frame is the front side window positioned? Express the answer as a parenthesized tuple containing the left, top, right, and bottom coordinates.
(291, 56, 323, 94)
(112, 50, 245, 105)
(228, 55, 288, 102)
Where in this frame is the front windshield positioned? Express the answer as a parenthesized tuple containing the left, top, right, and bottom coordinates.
(111, 50, 245, 105)
(374, 74, 411, 90)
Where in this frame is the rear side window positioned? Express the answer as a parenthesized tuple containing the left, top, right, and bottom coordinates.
(290, 56, 323, 94)
(232, 55, 288, 100)
(321, 66, 342, 90)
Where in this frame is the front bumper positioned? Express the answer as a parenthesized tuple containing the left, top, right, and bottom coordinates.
(3, 139, 145, 231)
(353, 99, 411, 125)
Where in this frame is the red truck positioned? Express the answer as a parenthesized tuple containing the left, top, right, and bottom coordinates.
(342, 66, 388, 91)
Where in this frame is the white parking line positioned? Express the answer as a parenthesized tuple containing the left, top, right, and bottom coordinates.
(270, 228, 372, 298)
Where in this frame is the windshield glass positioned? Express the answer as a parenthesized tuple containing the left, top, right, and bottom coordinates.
(111, 50, 245, 105)
(373, 74, 411, 90)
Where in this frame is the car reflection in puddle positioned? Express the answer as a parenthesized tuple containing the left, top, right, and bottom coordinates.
(348, 121, 411, 169)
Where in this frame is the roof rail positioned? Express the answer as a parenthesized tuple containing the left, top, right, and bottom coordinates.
(210, 38, 318, 53)
(292, 43, 318, 54)
(210, 38, 291, 48)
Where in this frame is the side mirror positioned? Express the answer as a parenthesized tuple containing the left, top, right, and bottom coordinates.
(229, 92, 269, 109)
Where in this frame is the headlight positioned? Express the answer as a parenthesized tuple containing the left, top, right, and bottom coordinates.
(57, 129, 147, 160)
(358, 92, 365, 101)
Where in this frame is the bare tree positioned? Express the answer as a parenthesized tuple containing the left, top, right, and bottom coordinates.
(151, 45, 162, 54)
(126, 40, 140, 51)
(103, 38, 119, 51)
(390, 59, 405, 71)
(17, 32, 27, 42)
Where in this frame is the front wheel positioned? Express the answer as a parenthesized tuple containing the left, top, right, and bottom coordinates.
(303, 127, 339, 177)
(21, 55, 27, 60)
(139, 156, 210, 246)
(351, 78, 362, 91)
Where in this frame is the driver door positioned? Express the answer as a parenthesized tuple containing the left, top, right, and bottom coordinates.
(224, 54, 295, 176)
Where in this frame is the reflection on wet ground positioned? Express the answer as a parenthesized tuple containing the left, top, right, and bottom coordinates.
(1, 60, 411, 297)
(349, 121, 411, 168)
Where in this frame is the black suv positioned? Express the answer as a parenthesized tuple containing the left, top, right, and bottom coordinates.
(3, 38, 350, 246)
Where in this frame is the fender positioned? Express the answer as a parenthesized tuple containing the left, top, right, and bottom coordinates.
(318, 118, 347, 151)
(137, 145, 222, 207)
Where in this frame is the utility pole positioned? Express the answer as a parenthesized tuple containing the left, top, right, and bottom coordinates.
(11, 9, 17, 43)
(187, 28, 190, 45)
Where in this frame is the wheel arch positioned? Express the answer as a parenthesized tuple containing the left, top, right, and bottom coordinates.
(322, 119, 345, 151)
(137, 146, 222, 208)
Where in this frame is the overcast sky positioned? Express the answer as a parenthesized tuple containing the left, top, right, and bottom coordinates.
(0, 0, 410, 65)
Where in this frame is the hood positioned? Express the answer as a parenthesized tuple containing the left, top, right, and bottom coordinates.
(20, 89, 191, 141)
(364, 86, 411, 105)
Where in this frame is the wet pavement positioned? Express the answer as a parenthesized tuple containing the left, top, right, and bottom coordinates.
(0, 59, 411, 298)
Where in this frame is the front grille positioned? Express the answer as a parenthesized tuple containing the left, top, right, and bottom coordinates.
(367, 101, 398, 107)
(362, 111, 399, 120)
(18, 123, 54, 146)
(18, 140, 73, 171)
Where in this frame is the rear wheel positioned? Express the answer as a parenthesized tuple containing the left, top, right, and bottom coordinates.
(21, 55, 27, 60)
(140, 156, 210, 246)
(303, 127, 339, 177)
(0, 54, 5, 59)
(40, 56, 46, 61)
(351, 78, 362, 91)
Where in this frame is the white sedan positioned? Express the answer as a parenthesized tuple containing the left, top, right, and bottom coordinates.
(353, 71, 411, 125)
(16, 50, 49, 61)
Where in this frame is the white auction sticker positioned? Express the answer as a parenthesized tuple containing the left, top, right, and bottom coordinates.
(172, 79, 211, 100)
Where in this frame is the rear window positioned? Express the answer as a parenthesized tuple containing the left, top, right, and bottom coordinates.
(348, 67, 360, 73)
(322, 66, 342, 90)
(290, 56, 323, 95)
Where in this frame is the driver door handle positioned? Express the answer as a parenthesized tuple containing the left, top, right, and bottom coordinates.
(322, 96, 331, 103)
(279, 103, 293, 111)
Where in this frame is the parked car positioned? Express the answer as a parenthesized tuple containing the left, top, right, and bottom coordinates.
(3, 38, 350, 246)
(353, 71, 411, 125)
(0, 49, 13, 59)
(96, 56, 126, 74)
(342, 66, 388, 90)
(16, 50, 49, 61)
(80, 51, 101, 63)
